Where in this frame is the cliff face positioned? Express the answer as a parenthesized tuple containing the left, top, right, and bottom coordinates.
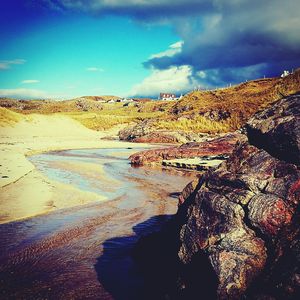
(135, 93, 300, 299)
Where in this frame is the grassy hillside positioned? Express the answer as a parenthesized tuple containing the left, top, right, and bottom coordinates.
(0, 98, 170, 131)
(160, 69, 300, 133)
(1, 69, 299, 133)
(0, 107, 27, 126)
(64, 104, 166, 130)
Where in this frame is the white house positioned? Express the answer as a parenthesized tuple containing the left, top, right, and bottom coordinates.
(159, 93, 177, 100)
(281, 70, 290, 78)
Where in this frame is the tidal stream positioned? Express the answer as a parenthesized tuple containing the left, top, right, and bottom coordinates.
(0, 147, 196, 299)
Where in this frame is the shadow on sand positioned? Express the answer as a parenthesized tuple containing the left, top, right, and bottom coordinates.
(95, 214, 218, 300)
(94, 215, 173, 300)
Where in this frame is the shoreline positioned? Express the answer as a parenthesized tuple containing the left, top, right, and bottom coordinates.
(0, 115, 151, 224)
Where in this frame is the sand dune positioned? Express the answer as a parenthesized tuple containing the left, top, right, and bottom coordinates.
(1, 113, 99, 138)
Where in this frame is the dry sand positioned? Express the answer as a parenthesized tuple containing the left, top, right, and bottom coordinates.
(0, 114, 149, 224)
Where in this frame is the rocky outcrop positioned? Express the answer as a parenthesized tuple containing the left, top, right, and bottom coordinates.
(178, 141, 300, 298)
(130, 133, 243, 166)
(133, 130, 206, 144)
(75, 99, 103, 111)
(161, 156, 225, 171)
(246, 93, 300, 165)
(119, 119, 155, 141)
(118, 119, 209, 144)
(134, 94, 300, 299)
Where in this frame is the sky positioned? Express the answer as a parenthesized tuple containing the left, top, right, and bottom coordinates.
(0, 0, 300, 99)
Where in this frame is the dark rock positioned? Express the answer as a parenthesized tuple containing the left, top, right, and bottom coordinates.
(118, 119, 155, 141)
(178, 179, 200, 206)
(118, 120, 209, 144)
(202, 109, 231, 121)
(246, 93, 300, 165)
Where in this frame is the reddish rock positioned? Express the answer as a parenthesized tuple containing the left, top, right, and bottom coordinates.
(178, 141, 300, 299)
(248, 194, 293, 236)
(129, 133, 244, 166)
(133, 131, 179, 143)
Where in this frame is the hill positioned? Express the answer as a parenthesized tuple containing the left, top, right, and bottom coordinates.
(1, 70, 300, 134)
(0, 96, 169, 131)
(153, 69, 300, 133)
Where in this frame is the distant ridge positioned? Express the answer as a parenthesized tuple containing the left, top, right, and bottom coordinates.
(1, 69, 299, 134)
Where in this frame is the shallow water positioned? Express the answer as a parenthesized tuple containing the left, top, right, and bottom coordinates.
(0, 147, 196, 299)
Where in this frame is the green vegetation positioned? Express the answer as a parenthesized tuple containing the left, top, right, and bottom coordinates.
(0, 107, 26, 126)
(63, 102, 166, 131)
(156, 116, 237, 134)
(168, 70, 300, 129)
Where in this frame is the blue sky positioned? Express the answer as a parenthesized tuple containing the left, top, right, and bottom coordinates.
(0, 0, 300, 99)
(0, 1, 179, 98)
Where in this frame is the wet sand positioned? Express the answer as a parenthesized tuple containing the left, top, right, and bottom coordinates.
(0, 114, 151, 223)
(0, 148, 195, 299)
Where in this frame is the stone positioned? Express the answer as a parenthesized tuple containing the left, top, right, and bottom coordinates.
(246, 93, 300, 165)
(176, 141, 300, 298)
(129, 133, 244, 166)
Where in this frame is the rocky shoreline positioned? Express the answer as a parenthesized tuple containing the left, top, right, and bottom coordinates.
(129, 133, 244, 173)
(133, 93, 300, 299)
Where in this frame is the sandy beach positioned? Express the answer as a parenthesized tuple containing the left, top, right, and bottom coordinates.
(0, 114, 149, 224)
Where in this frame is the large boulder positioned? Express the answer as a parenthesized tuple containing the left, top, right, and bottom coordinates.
(246, 93, 300, 165)
(119, 119, 155, 141)
(178, 141, 300, 298)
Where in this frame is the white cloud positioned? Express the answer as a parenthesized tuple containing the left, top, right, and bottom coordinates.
(0, 89, 53, 99)
(86, 67, 104, 72)
(21, 80, 40, 84)
(43, 0, 300, 86)
(150, 41, 183, 59)
(130, 65, 196, 97)
(0, 59, 26, 70)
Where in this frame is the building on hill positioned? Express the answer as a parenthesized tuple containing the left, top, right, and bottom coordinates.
(159, 93, 177, 100)
(281, 70, 290, 78)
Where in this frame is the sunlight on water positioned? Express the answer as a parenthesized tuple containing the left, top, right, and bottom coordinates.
(1, 147, 196, 299)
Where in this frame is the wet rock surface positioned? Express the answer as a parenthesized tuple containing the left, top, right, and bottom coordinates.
(134, 94, 300, 299)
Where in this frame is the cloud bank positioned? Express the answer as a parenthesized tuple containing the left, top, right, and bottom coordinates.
(43, 0, 300, 95)
(130, 65, 196, 97)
